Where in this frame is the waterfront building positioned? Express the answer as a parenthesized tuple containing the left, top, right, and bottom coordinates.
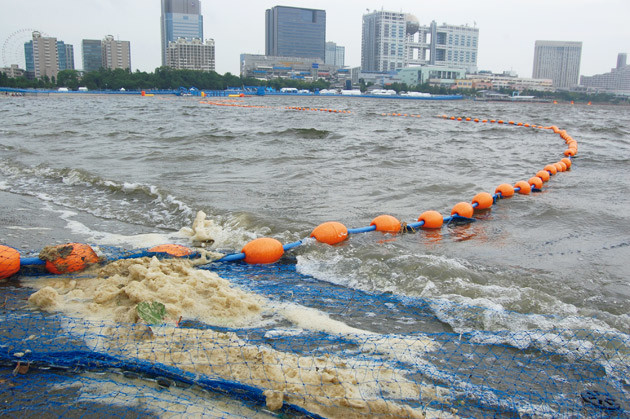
(361, 11, 478, 73)
(397, 65, 467, 88)
(580, 53, 630, 95)
(325, 42, 345, 67)
(57, 42, 75, 71)
(82, 40, 103, 72)
(265, 6, 326, 61)
(0, 64, 25, 78)
(102, 35, 131, 70)
(24, 31, 59, 79)
(240, 53, 340, 81)
(532, 40, 582, 89)
(166, 38, 215, 71)
(161, 0, 203, 66)
(466, 72, 553, 91)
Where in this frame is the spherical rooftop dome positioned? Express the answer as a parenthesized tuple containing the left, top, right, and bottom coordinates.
(405, 14, 419, 35)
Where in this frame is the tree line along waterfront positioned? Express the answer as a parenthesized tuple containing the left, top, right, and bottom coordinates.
(1, 67, 626, 104)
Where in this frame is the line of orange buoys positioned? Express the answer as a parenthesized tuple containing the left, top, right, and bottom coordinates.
(284, 106, 351, 114)
(381, 113, 422, 118)
(0, 106, 579, 276)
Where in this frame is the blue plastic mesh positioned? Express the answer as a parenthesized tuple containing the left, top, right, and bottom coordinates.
(1, 251, 628, 418)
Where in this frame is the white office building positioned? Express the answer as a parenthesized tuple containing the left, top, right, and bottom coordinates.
(532, 40, 582, 89)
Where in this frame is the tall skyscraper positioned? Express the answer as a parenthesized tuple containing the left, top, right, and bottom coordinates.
(361, 11, 407, 72)
(57, 42, 75, 71)
(532, 41, 582, 89)
(265, 6, 326, 60)
(160, 0, 203, 66)
(361, 11, 478, 73)
(325, 42, 345, 67)
(102, 35, 131, 70)
(82, 40, 103, 72)
(24, 31, 59, 79)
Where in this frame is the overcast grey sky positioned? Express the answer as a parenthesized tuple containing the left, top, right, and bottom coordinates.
(1, 0, 628, 78)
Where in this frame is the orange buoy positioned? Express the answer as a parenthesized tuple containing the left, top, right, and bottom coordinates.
(561, 157, 572, 169)
(528, 176, 543, 189)
(241, 238, 284, 264)
(482, 119, 488, 123)
(495, 183, 515, 198)
(41, 243, 99, 274)
(457, 117, 462, 121)
(544, 164, 558, 175)
(310, 221, 348, 245)
(0, 245, 20, 280)
(465, 117, 471, 121)
(148, 244, 193, 257)
(451, 202, 474, 218)
(370, 214, 401, 233)
(490, 119, 496, 123)
(536, 170, 551, 182)
(474, 118, 479, 122)
(498, 120, 504, 124)
(417, 210, 443, 229)
(555, 162, 567, 172)
(472, 192, 494, 210)
(508, 121, 515, 125)
(514, 180, 531, 195)
(564, 149, 577, 157)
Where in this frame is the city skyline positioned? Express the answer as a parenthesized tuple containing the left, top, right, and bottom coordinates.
(1, 0, 628, 78)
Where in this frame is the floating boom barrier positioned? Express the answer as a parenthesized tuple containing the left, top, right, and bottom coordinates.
(1, 114, 577, 278)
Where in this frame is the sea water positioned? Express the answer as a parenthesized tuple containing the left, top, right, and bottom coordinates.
(1, 94, 629, 415)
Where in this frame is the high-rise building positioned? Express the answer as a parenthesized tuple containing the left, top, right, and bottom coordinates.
(166, 37, 215, 71)
(580, 53, 630, 94)
(102, 35, 131, 70)
(160, 0, 203, 66)
(361, 11, 407, 72)
(57, 42, 75, 71)
(265, 6, 326, 60)
(82, 40, 103, 72)
(24, 31, 59, 79)
(532, 40, 582, 89)
(617, 53, 627, 70)
(325, 42, 345, 67)
(361, 11, 478, 73)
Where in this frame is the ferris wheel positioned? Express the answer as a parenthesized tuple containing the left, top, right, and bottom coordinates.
(1, 28, 48, 68)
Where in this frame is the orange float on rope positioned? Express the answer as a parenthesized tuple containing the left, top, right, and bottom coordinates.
(148, 244, 193, 257)
(495, 183, 515, 198)
(472, 192, 494, 210)
(417, 210, 444, 229)
(451, 202, 474, 218)
(555, 162, 567, 172)
(536, 170, 551, 182)
(561, 157, 572, 169)
(0, 245, 20, 280)
(42, 243, 99, 274)
(241, 238, 284, 264)
(311, 221, 348, 245)
(544, 164, 558, 175)
(514, 180, 531, 195)
(370, 215, 401, 233)
(564, 149, 577, 157)
(528, 176, 543, 189)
